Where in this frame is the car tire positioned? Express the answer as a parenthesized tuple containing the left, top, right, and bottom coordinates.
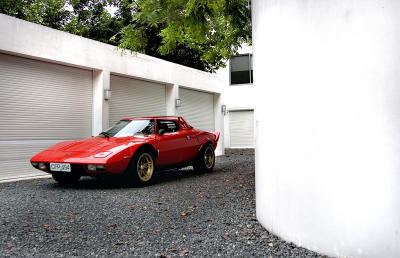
(129, 150, 155, 185)
(52, 173, 81, 185)
(193, 143, 215, 172)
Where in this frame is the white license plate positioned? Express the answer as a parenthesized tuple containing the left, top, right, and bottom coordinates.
(50, 163, 71, 172)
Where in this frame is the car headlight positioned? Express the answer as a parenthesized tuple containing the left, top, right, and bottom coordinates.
(31, 162, 38, 168)
(38, 163, 46, 170)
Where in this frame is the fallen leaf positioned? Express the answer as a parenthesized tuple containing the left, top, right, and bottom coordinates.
(43, 224, 50, 228)
(181, 212, 188, 217)
(125, 232, 133, 235)
(106, 224, 117, 229)
(268, 242, 274, 247)
(171, 248, 176, 252)
(136, 235, 142, 241)
(6, 245, 12, 249)
(223, 234, 229, 239)
(205, 218, 213, 222)
(179, 249, 189, 255)
(196, 193, 204, 198)
(194, 229, 201, 233)
(154, 228, 161, 233)
(54, 226, 62, 230)
(62, 234, 73, 238)
(165, 213, 169, 217)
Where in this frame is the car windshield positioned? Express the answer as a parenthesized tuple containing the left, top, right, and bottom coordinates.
(99, 119, 155, 137)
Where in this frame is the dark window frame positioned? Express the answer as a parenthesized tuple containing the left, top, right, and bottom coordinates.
(229, 53, 253, 85)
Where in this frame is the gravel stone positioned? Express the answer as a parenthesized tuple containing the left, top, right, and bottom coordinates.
(0, 149, 326, 257)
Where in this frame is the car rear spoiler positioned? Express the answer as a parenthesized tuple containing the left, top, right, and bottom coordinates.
(212, 132, 220, 142)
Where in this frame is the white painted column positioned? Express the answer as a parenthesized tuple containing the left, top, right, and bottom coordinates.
(166, 84, 179, 115)
(253, 1, 400, 257)
(214, 93, 224, 156)
(92, 70, 110, 136)
(223, 111, 230, 148)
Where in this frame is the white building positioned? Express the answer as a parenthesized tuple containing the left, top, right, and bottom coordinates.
(0, 14, 224, 181)
(253, 0, 400, 257)
(217, 44, 255, 149)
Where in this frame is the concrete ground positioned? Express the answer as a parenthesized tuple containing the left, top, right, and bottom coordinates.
(0, 149, 324, 257)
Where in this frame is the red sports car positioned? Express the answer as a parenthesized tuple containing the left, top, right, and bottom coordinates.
(30, 116, 220, 185)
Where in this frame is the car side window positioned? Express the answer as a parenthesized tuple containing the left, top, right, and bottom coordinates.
(157, 120, 180, 133)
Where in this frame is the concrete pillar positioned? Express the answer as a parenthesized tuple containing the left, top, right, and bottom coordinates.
(253, 0, 400, 257)
(166, 84, 179, 115)
(92, 70, 110, 136)
(214, 93, 224, 156)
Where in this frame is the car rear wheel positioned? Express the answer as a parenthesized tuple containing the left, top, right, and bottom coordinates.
(129, 150, 155, 185)
(52, 173, 81, 185)
(194, 143, 215, 172)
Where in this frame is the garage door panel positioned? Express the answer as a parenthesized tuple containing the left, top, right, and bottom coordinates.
(109, 75, 166, 126)
(179, 88, 214, 132)
(230, 110, 254, 148)
(0, 53, 93, 180)
(0, 53, 93, 140)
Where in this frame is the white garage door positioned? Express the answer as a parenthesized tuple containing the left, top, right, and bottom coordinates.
(109, 75, 167, 126)
(179, 88, 214, 132)
(229, 110, 254, 148)
(0, 53, 93, 180)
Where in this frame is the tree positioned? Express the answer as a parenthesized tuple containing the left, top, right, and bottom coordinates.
(0, 0, 252, 72)
(65, 0, 120, 44)
(0, 0, 70, 30)
(117, 0, 252, 72)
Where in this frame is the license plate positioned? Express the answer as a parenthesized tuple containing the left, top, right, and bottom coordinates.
(50, 163, 71, 172)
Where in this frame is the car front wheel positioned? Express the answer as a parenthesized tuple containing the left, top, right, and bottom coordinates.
(129, 150, 155, 185)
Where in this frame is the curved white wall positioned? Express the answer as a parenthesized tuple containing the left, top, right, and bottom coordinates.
(253, 1, 400, 257)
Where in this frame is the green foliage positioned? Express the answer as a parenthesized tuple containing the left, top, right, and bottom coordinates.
(0, 0, 70, 29)
(120, 0, 252, 72)
(0, 0, 252, 72)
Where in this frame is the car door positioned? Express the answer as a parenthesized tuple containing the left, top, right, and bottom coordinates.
(154, 119, 186, 166)
(178, 125, 200, 162)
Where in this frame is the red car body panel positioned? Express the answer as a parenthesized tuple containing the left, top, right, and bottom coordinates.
(30, 116, 219, 176)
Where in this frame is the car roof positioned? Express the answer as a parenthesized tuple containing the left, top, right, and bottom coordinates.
(121, 116, 182, 120)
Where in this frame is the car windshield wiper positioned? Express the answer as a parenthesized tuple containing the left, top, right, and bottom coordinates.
(99, 131, 111, 137)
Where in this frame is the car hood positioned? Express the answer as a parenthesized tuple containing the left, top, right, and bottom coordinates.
(48, 136, 149, 154)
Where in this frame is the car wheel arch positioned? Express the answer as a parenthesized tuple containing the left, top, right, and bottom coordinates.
(131, 144, 158, 160)
(200, 139, 214, 151)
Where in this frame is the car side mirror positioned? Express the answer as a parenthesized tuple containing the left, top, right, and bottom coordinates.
(158, 129, 166, 136)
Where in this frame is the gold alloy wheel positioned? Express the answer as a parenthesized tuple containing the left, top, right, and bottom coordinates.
(204, 146, 215, 169)
(136, 153, 154, 182)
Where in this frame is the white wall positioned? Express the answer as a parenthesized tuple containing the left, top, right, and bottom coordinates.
(253, 1, 400, 257)
(217, 44, 254, 148)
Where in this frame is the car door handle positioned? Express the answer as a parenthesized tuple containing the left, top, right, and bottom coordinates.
(186, 136, 190, 140)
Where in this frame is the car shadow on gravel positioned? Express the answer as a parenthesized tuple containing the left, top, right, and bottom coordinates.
(42, 166, 224, 190)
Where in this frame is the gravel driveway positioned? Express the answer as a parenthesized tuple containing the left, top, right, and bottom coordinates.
(0, 149, 323, 257)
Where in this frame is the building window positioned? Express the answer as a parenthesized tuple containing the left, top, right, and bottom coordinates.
(230, 54, 253, 85)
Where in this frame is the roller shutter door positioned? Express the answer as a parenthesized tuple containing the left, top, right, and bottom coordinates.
(0, 53, 93, 180)
(229, 110, 254, 148)
(179, 88, 214, 132)
(109, 75, 166, 126)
